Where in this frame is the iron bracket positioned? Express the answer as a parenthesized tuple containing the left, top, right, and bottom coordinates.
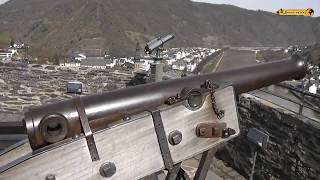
(194, 148, 218, 180)
(74, 97, 100, 161)
(151, 109, 174, 172)
(165, 87, 209, 105)
(165, 163, 182, 180)
(196, 123, 236, 139)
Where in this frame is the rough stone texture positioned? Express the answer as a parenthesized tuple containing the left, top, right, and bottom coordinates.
(0, 63, 133, 117)
(216, 96, 320, 180)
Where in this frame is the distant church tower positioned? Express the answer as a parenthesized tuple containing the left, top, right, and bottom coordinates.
(134, 42, 143, 72)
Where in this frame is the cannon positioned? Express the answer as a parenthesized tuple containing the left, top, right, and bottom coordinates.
(0, 55, 307, 180)
(23, 55, 306, 150)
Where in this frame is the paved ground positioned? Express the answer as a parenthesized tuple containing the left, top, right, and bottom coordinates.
(215, 49, 258, 72)
(142, 155, 246, 180)
(181, 156, 246, 180)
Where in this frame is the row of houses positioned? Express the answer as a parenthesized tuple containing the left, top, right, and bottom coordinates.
(171, 60, 197, 71)
(133, 48, 219, 73)
(10, 42, 25, 49)
(0, 41, 27, 61)
(0, 49, 17, 61)
(61, 48, 218, 73)
(60, 55, 134, 70)
(168, 48, 218, 72)
(61, 58, 114, 69)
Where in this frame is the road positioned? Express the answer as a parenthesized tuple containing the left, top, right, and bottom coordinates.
(212, 52, 224, 72)
(229, 46, 284, 51)
(215, 49, 258, 72)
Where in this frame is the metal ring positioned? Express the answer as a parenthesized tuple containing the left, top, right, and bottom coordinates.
(184, 90, 206, 111)
(39, 113, 68, 144)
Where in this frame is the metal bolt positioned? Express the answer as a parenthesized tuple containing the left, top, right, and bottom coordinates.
(228, 128, 236, 136)
(72, 134, 80, 139)
(199, 128, 206, 135)
(100, 162, 116, 178)
(222, 128, 236, 138)
(45, 174, 55, 180)
(123, 116, 131, 121)
(168, 130, 182, 146)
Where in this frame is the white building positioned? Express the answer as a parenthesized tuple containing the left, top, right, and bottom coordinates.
(166, 58, 176, 65)
(309, 84, 317, 94)
(135, 59, 151, 72)
(80, 57, 115, 69)
(13, 42, 25, 49)
(175, 52, 182, 60)
(60, 61, 81, 67)
(184, 56, 193, 63)
(187, 63, 197, 72)
(74, 53, 86, 61)
(141, 60, 151, 71)
(172, 60, 187, 71)
(106, 59, 116, 68)
(117, 58, 134, 65)
(0, 49, 16, 61)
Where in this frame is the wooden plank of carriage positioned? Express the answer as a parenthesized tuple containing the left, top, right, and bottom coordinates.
(0, 86, 239, 180)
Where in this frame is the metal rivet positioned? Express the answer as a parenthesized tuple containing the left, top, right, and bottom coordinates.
(222, 128, 236, 138)
(199, 128, 206, 135)
(100, 162, 116, 178)
(123, 116, 131, 121)
(168, 130, 182, 146)
(45, 174, 55, 180)
(73, 134, 80, 139)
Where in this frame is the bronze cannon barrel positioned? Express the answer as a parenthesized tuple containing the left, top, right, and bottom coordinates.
(24, 56, 307, 149)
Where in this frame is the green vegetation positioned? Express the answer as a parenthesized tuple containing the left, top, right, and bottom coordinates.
(0, 32, 11, 46)
(194, 51, 222, 73)
(256, 51, 264, 61)
(256, 50, 290, 62)
(202, 63, 216, 74)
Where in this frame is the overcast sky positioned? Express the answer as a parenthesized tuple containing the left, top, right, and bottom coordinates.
(192, 0, 320, 17)
(0, 0, 319, 16)
(0, 0, 8, 5)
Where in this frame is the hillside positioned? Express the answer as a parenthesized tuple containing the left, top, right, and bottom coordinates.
(0, 32, 10, 46)
(0, 0, 319, 57)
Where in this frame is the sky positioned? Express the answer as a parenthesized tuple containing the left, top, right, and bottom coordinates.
(0, 0, 8, 5)
(0, 0, 319, 16)
(192, 0, 320, 17)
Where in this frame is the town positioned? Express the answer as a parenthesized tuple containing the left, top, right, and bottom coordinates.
(0, 41, 219, 73)
(0, 41, 319, 117)
(0, 41, 222, 115)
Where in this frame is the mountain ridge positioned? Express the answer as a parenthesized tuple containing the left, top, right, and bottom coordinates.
(0, 0, 319, 57)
